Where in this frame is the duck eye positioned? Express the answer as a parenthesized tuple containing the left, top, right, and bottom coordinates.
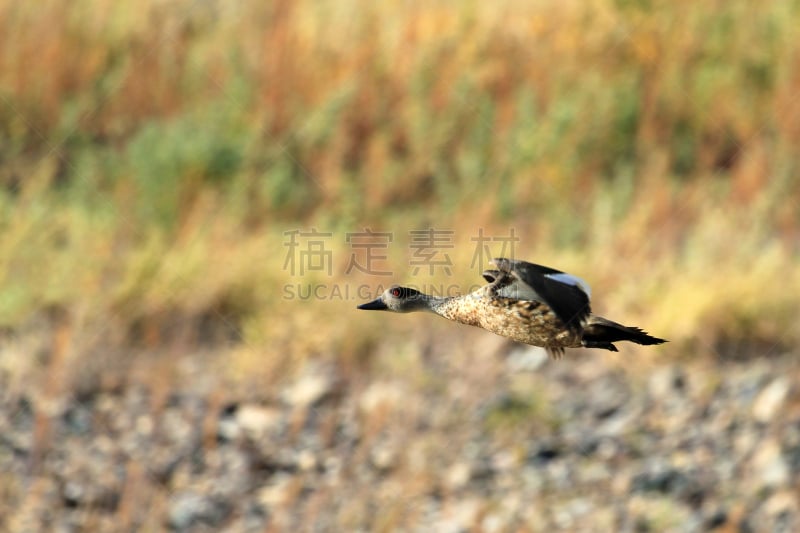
(391, 288, 402, 298)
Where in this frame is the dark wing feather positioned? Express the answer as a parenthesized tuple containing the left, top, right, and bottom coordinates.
(491, 258, 591, 332)
(482, 269, 501, 283)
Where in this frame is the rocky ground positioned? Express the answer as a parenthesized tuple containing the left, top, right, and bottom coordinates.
(1, 339, 799, 532)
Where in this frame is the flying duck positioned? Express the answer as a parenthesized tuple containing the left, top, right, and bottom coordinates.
(357, 258, 666, 357)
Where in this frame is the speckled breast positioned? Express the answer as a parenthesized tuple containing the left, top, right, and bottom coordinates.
(476, 297, 581, 348)
(436, 291, 582, 348)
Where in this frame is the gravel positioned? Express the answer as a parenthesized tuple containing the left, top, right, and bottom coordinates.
(1, 347, 798, 532)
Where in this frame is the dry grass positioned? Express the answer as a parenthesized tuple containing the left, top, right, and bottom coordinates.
(0, 0, 796, 377)
(0, 0, 796, 390)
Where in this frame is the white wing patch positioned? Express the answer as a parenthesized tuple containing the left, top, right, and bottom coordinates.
(545, 272, 592, 298)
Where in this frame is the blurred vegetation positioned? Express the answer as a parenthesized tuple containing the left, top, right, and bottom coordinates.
(0, 0, 799, 391)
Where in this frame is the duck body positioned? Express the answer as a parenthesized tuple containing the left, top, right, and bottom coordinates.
(358, 258, 666, 357)
(430, 288, 581, 349)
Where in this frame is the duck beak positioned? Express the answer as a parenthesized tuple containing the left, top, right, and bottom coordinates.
(357, 297, 388, 310)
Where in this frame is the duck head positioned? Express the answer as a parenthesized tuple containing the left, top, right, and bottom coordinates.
(357, 285, 430, 313)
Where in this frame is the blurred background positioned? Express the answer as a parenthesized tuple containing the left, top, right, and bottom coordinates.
(1, 1, 799, 531)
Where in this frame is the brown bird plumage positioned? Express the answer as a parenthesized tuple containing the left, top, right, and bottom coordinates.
(357, 258, 667, 358)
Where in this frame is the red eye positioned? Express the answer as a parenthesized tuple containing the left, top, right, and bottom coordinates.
(391, 288, 401, 297)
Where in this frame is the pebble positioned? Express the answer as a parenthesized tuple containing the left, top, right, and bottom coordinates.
(451, 498, 482, 527)
(235, 404, 282, 439)
(370, 445, 397, 472)
(751, 439, 790, 490)
(296, 449, 317, 471)
(282, 374, 332, 408)
(168, 492, 230, 530)
(257, 475, 296, 507)
(763, 490, 798, 517)
(752, 377, 791, 423)
(359, 381, 403, 413)
(445, 462, 472, 490)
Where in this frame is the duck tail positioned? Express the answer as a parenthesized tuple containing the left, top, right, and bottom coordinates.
(581, 316, 667, 351)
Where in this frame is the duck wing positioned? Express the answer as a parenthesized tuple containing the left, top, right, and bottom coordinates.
(490, 258, 592, 332)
